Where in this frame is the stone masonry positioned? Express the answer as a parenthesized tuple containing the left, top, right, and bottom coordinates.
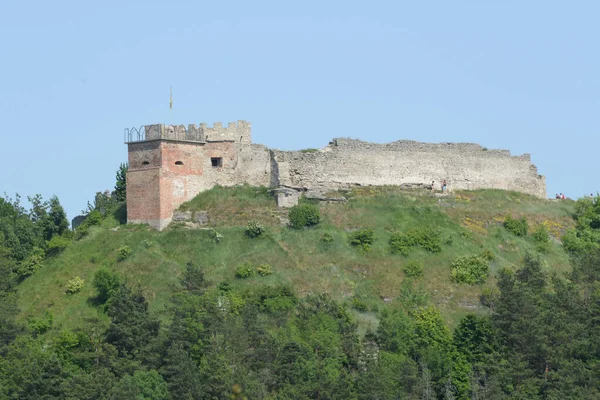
(125, 121, 546, 230)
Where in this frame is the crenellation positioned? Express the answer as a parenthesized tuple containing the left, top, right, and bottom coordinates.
(126, 120, 546, 230)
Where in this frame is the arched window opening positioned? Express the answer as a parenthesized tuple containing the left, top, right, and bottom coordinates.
(142, 161, 150, 165)
(175, 161, 184, 165)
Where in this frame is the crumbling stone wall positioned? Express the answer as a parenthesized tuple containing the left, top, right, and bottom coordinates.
(272, 139, 545, 198)
(126, 122, 546, 230)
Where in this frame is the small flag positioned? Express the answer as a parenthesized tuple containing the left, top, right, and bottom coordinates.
(170, 86, 173, 110)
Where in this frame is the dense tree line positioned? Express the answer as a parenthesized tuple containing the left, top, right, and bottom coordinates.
(0, 195, 599, 399)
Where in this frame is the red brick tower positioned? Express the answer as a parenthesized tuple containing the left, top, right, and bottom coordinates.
(125, 122, 251, 230)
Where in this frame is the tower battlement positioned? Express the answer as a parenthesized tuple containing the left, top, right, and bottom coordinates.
(125, 121, 251, 144)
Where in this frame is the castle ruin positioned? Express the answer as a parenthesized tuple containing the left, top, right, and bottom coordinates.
(125, 121, 546, 230)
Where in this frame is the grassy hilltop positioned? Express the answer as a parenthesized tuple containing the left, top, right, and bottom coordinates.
(17, 186, 575, 334)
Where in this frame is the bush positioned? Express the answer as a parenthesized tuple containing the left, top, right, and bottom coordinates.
(349, 229, 374, 246)
(320, 232, 334, 244)
(351, 297, 369, 312)
(46, 235, 72, 257)
(349, 229, 375, 253)
(16, 247, 45, 278)
(93, 269, 122, 304)
(209, 229, 223, 244)
(480, 286, 500, 309)
(86, 209, 104, 226)
(480, 249, 495, 261)
(288, 204, 321, 229)
(257, 263, 273, 276)
(245, 220, 265, 238)
(389, 228, 441, 255)
(235, 262, 256, 278)
(117, 245, 132, 261)
(451, 255, 490, 285)
(504, 216, 528, 237)
(403, 260, 424, 277)
(28, 311, 53, 336)
(532, 224, 550, 253)
(66, 276, 85, 294)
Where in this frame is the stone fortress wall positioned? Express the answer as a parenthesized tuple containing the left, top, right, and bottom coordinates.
(126, 121, 546, 230)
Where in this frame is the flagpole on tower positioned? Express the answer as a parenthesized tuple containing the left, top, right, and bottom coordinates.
(169, 86, 173, 126)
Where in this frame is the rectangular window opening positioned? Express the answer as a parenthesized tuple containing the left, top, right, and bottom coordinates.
(211, 157, 223, 168)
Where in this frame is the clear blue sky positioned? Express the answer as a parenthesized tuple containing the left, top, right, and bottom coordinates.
(1, 0, 598, 220)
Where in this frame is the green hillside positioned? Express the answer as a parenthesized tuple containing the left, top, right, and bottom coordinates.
(17, 186, 574, 333)
(6, 185, 600, 399)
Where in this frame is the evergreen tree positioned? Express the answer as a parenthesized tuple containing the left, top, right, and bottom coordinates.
(114, 163, 128, 202)
(105, 285, 160, 358)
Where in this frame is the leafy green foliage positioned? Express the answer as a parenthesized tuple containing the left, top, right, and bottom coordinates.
(389, 228, 441, 255)
(245, 220, 265, 238)
(45, 234, 71, 257)
(562, 195, 600, 256)
(450, 255, 490, 284)
(28, 311, 53, 336)
(532, 223, 550, 253)
(15, 247, 44, 278)
(351, 296, 369, 311)
(349, 228, 374, 253)
(92, 269, 122, 305)
(117, 245, 132, 261)
(235, 261, 255, 278)
(105, 285, 159, 357)
(403, 260, 424, 277)
(256, 263, 273, 276)
(288, 204, 321, 229)
(66, 276, 84, 294)
(320, 232, 334, 244)
(109, 370, 168, 400)
(114, 163, 128, 202)
(504, 215, 528, 237)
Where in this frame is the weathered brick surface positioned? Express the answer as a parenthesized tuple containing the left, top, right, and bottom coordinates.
(126, 122, 547, 230)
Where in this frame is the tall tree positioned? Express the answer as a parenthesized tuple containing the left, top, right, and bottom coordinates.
(105, 285, 159, 358)
(114, 163, 128, 202)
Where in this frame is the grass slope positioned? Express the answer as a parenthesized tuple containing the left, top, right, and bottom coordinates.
(17, 186, 575, 334)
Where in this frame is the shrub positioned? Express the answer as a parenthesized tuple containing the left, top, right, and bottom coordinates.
(351, 297, 369, 312)
(480, 249, 495, 261)
(235, 262, 255, 278)
(288, 204, 321, 229)
(117, 245, 132, 261)
(16, 247, 45, 278)
(257, 263, 273, 276)
(480, 286, 500, 309)
(389, 228, 441, 255)
(451, 255, 490, 285)
(389, 232, 414, 256)
(67, 276, 85, 294)
(28, 311, 53, 336)
(532, 224, 550, 253)
(320, 232, 334, 244)
(504, 216, 528, 237)
(245, 220, 265, 238)
(93, 269, 122, 304)
(209, 229, 223, 244)
(403, 260, 424, 277)
(349, 228, 374, 253)
(86, 209, 104, 226)
(46, 235, 72, 257)
(349, 229, 374, 246)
